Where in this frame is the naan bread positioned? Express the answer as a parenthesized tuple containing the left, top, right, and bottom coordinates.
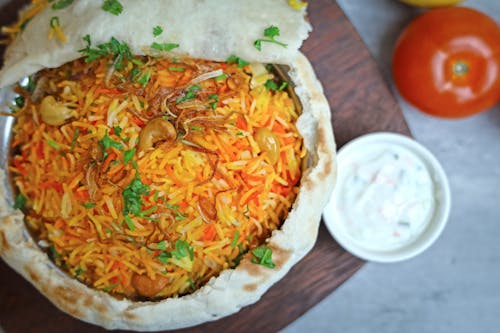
(0, 1, 336, 330)
(0, 0, 311, 88)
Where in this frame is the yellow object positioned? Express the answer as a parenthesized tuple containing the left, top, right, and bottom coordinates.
(399, 0, 464, 7)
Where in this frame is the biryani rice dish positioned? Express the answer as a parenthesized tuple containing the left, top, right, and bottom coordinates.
(9, 54, 304, 299)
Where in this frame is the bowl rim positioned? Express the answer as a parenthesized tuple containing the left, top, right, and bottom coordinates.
(322, 132, 451, 263)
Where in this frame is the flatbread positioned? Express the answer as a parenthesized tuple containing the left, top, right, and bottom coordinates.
(0, 1, 336, 330)
(0, 0, 311, 88)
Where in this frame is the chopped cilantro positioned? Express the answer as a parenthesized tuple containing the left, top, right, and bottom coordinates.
(102, 0, 123, 16)
(236, 131, 244, 136)
(190, 126, 203, 131)
(49, 244, 60, 259)
(70, 129, 80, 151)
(215, 73, 228, 81)
(123, 148, 135, 165)
(102, 283, 118, 292)
(113, 126, 122, 136)
(47, 140, 61, 150)
(254, 25, 288, 51)
(79, 35, 132, 69)
(13, 194, 26, 210)
(176, 85, 201, 104)
(49, 16, 60, 29)
(153, 25, 163, 37)
(251, 245, 275, 268)
(124, 215, 135, 231)
(82, 202, 96, 209)
(231, 231, 240, 249)
(151, 42, 179, 52)
(264, 80, 278, 91)
(226, 55, 249, 68)
(98, 132, 123, 159)
(74, 267, 85, 276)
(172, 240, 194, 261)
(168, 66, 185, 72)
(51, 0, 74, 10)
(188, 277, 195, 290)
(157, 251, 172, 264)
(136, 70, 152, 88)
(122, 175, 150, 216)
(157, 240, 167, 250)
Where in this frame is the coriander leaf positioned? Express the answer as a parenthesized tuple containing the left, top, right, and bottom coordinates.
(98, 132, 123, 159)
(168, 66, 185, 72)
(123, 148, 135, 165)
(70, 129, 80, 151)
(153, 25, 163, 37)
(176, 85, 201, 104)
(49, 244, 60, 259)
(215, 73, 228, 81)
(52, 0, 74, 10)
(264, 80, 278, 91)
(82, 202, 96, 209)
(122, 175, 150, 216)
(102, 283, 118, 292)
(47, 140, 61, 150)
(124, 215, 135, 231)
(136, 70, 152, 88)
(157, 240, 167, 250)
(254, 25, 288, 51)
(49, 16, 60, 29)
(279, 81, 288, 90)
(171, 240, 194, 261)
(264, 25, 281, 39)
(251, 245, 275, 269)
(113, 126, 122, 136)
(151, 42, 179, 52)
(102, 0, 123, 16)
(78, 35, 132, 69)
(231, 231, 240, 248)
(157, 251, 172, 264)
(226, 55, 249, 68)
(13, 194, 26, 210)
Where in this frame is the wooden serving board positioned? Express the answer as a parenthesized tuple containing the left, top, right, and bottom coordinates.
(0, 0, 411, 332)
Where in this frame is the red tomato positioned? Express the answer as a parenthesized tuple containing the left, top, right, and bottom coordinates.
(392, 7, 500, 118)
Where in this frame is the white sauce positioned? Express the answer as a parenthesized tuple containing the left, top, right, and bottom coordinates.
(335, 143, 435, 251)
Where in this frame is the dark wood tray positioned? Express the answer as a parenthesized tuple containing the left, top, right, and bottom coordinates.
(0, 0, 410, 332)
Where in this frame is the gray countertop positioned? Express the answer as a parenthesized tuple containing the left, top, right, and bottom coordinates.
(283, 1, 500, 333)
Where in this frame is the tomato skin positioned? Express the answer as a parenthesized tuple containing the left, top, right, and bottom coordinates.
(392, 7, 500, 118)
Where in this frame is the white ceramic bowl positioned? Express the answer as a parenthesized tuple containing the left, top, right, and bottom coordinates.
(323, 132, 451, 262)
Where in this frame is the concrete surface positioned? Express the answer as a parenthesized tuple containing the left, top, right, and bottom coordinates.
(282, 1, 500, 333)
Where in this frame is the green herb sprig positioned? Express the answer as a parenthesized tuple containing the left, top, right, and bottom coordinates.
(254, 26, 288, 51)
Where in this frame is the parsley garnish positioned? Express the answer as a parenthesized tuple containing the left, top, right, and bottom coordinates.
(264, 80, 288, 91)
(153, 25, 163, 37)
(231, 231, 240, 249)
(102, 283, 118, 292)
(215, 73, 228, 81)
(157, 240, 167, 250)
(254, 26, 288, 51)
(82, 202, 96, 209)
(79, 35, 132, 69)
(251, 245, 275, 268)
(49, 16, 61, 29)
(208, 93, 218, 110)
(51, 0, 74, 10)
(157, 251, 172, 264)
(113, 126, 122, 136)
(98, 132, 123, 159)
(122, 175, 150, 216)
(13, 194, 26, 210)
(123, 148, 135, 165)
(165, 203, 186, 221)
(47, 139, 61, 150)
(176, 85, 201, 104)
(172, 240, 194, 261)
(226, 55, 249, 68)
(151, 42, 179, 52)
(124, 215, 135, 231)
(136, 70, 152, 88)
(168, 66, 185, 72)
(70, 129, 80, 151)
(102, 0, 123, 16)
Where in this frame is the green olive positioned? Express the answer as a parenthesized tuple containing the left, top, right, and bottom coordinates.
(255, 127, 281, 164)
